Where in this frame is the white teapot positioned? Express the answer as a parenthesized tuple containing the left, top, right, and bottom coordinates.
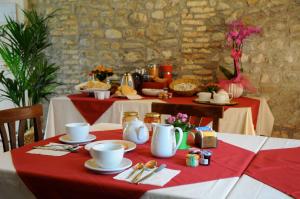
(151, 124, 183, 158)
(123, 118, 149, 144)
(213, 90, 232, 103)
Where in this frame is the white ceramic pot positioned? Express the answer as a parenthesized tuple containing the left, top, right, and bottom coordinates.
(227, 83, 244, 98)
(151, 124, 183, 158)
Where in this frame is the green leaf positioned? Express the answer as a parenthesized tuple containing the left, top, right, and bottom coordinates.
(219, 66, 235, 80)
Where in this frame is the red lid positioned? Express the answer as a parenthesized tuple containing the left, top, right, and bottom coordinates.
(160, 65, 173, 72)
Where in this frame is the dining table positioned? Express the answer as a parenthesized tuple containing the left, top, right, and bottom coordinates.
(45, 94, 274, 138)
(0, 123, 298, 199)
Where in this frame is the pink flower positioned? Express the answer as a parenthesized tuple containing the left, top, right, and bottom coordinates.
(230, 30, 239, 39)
(181, 117, 188, 123)
(167, 116, 176, 124)
(176, 113, 183, 119)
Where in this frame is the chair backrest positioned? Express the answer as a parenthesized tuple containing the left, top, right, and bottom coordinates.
(0, 104, 43, 152)
(151, 103, 224, 131)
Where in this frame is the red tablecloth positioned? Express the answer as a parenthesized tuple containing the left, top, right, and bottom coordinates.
(67, 94, 260, 128)
(246, 147, 300, 198)
(12, 130, 255, 199)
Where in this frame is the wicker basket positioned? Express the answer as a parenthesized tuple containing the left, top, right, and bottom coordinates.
(169, 78, 201, 96)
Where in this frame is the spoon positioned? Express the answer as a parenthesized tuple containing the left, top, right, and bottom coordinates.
(132, 160, 157, 183)
(126, 163, 144, 179)
(136, 164, 167, 184)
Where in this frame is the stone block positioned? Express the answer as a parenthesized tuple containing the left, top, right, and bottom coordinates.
(155, 0, 167, 9)
(105, 29, 122, 39)
(124, 51, 143, 63)
(128, 12, 148, 26)
(158, 39, 178, 47)
(181, 19, 204, 25)
(190, 7, 215, 13)
(152, 10, 164, 19)
(187, 1, 207, 7)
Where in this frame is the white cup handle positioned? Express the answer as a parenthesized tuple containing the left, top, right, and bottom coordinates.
(173, 127, 183, 151)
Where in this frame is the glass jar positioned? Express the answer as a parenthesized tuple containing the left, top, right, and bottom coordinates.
(122, 111, 139, 127)
(144, 112, 161, 132)
(147, 64, 159, 79)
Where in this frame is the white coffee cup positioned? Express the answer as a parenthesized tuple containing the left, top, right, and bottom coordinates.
(197, 92, 211, 101)
(89, 143, 124, 169)
(65, 123, 90, 141)
(104, 91, 110, 99)
(94, 91, 105, 100)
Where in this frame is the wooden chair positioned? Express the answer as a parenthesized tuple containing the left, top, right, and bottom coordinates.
(0, 104, 43, 152)
(151, 103, 224, 131)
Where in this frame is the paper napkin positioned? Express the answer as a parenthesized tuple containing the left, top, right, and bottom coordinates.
(114, 167, 180, 186)
(27, 142, 77, 156)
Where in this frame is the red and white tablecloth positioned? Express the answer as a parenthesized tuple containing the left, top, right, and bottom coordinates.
(1, 124, 299, 199)
(45, 95, 274, 138)
(0, 123, 267, 199)
(228, 137, 300, 199)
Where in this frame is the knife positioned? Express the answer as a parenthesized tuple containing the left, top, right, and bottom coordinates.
(136, 164, 166, 184)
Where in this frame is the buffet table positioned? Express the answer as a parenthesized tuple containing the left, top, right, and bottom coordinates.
(45, 95, 274, 138)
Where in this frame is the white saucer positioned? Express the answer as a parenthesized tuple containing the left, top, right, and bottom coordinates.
(59, 134, 96, 144)
(84, 158, 132, 174)
(84, 140, 136, 152)
(195, 98, 210, 102)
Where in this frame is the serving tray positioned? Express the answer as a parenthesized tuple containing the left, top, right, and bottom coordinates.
(193, 99, 238, 106)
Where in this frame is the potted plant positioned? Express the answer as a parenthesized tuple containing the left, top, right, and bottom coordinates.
(166, 113, 194, 150)
(219, 20, 261, 98)
(0, 10, 59, 141)
(0, 10, 59, 107)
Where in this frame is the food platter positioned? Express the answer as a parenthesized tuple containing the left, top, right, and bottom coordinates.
(74, 81, 111, 93)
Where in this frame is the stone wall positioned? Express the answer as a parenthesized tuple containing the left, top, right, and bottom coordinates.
(29, 0, 300, 136)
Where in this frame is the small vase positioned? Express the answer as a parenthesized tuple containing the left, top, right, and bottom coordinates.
(175, 131, 190, 150)
(227, 83, 243, 98)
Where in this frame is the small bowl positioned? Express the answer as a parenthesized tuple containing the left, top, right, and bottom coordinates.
(142, 88, 164, 96)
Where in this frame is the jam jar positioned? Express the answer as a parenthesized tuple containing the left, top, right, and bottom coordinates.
(144, 112, 161, 132)
(122, 111, 139, 127)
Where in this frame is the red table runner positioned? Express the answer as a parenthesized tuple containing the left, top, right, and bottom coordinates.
(12, 130, 255, 199)
(246, 147, 300, 198)
(68, 94, 127, 124)
(67, 94, 260, 128)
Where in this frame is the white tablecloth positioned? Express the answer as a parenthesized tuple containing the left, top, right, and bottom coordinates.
(45, 96, 274, 138)
(0, 123, 267, 199)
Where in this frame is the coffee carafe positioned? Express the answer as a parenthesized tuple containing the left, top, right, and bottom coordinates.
(121, 72, 135, 89)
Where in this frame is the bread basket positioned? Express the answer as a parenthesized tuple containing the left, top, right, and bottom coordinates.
(169, 78, 201, 96)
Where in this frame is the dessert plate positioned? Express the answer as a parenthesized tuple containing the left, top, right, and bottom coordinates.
(59, 134, 96, 144)
(84, 158, 132, 174)
(84, 140, 136, 152)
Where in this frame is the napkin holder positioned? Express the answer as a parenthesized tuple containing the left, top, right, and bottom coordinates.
(194, 127, 217, 148)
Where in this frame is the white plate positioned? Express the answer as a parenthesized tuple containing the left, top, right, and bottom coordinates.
(59, 134, 96, 144)
(142, 88, 164, 96)
(84, 140, 136, 152)
(84, 158, 132, 174)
